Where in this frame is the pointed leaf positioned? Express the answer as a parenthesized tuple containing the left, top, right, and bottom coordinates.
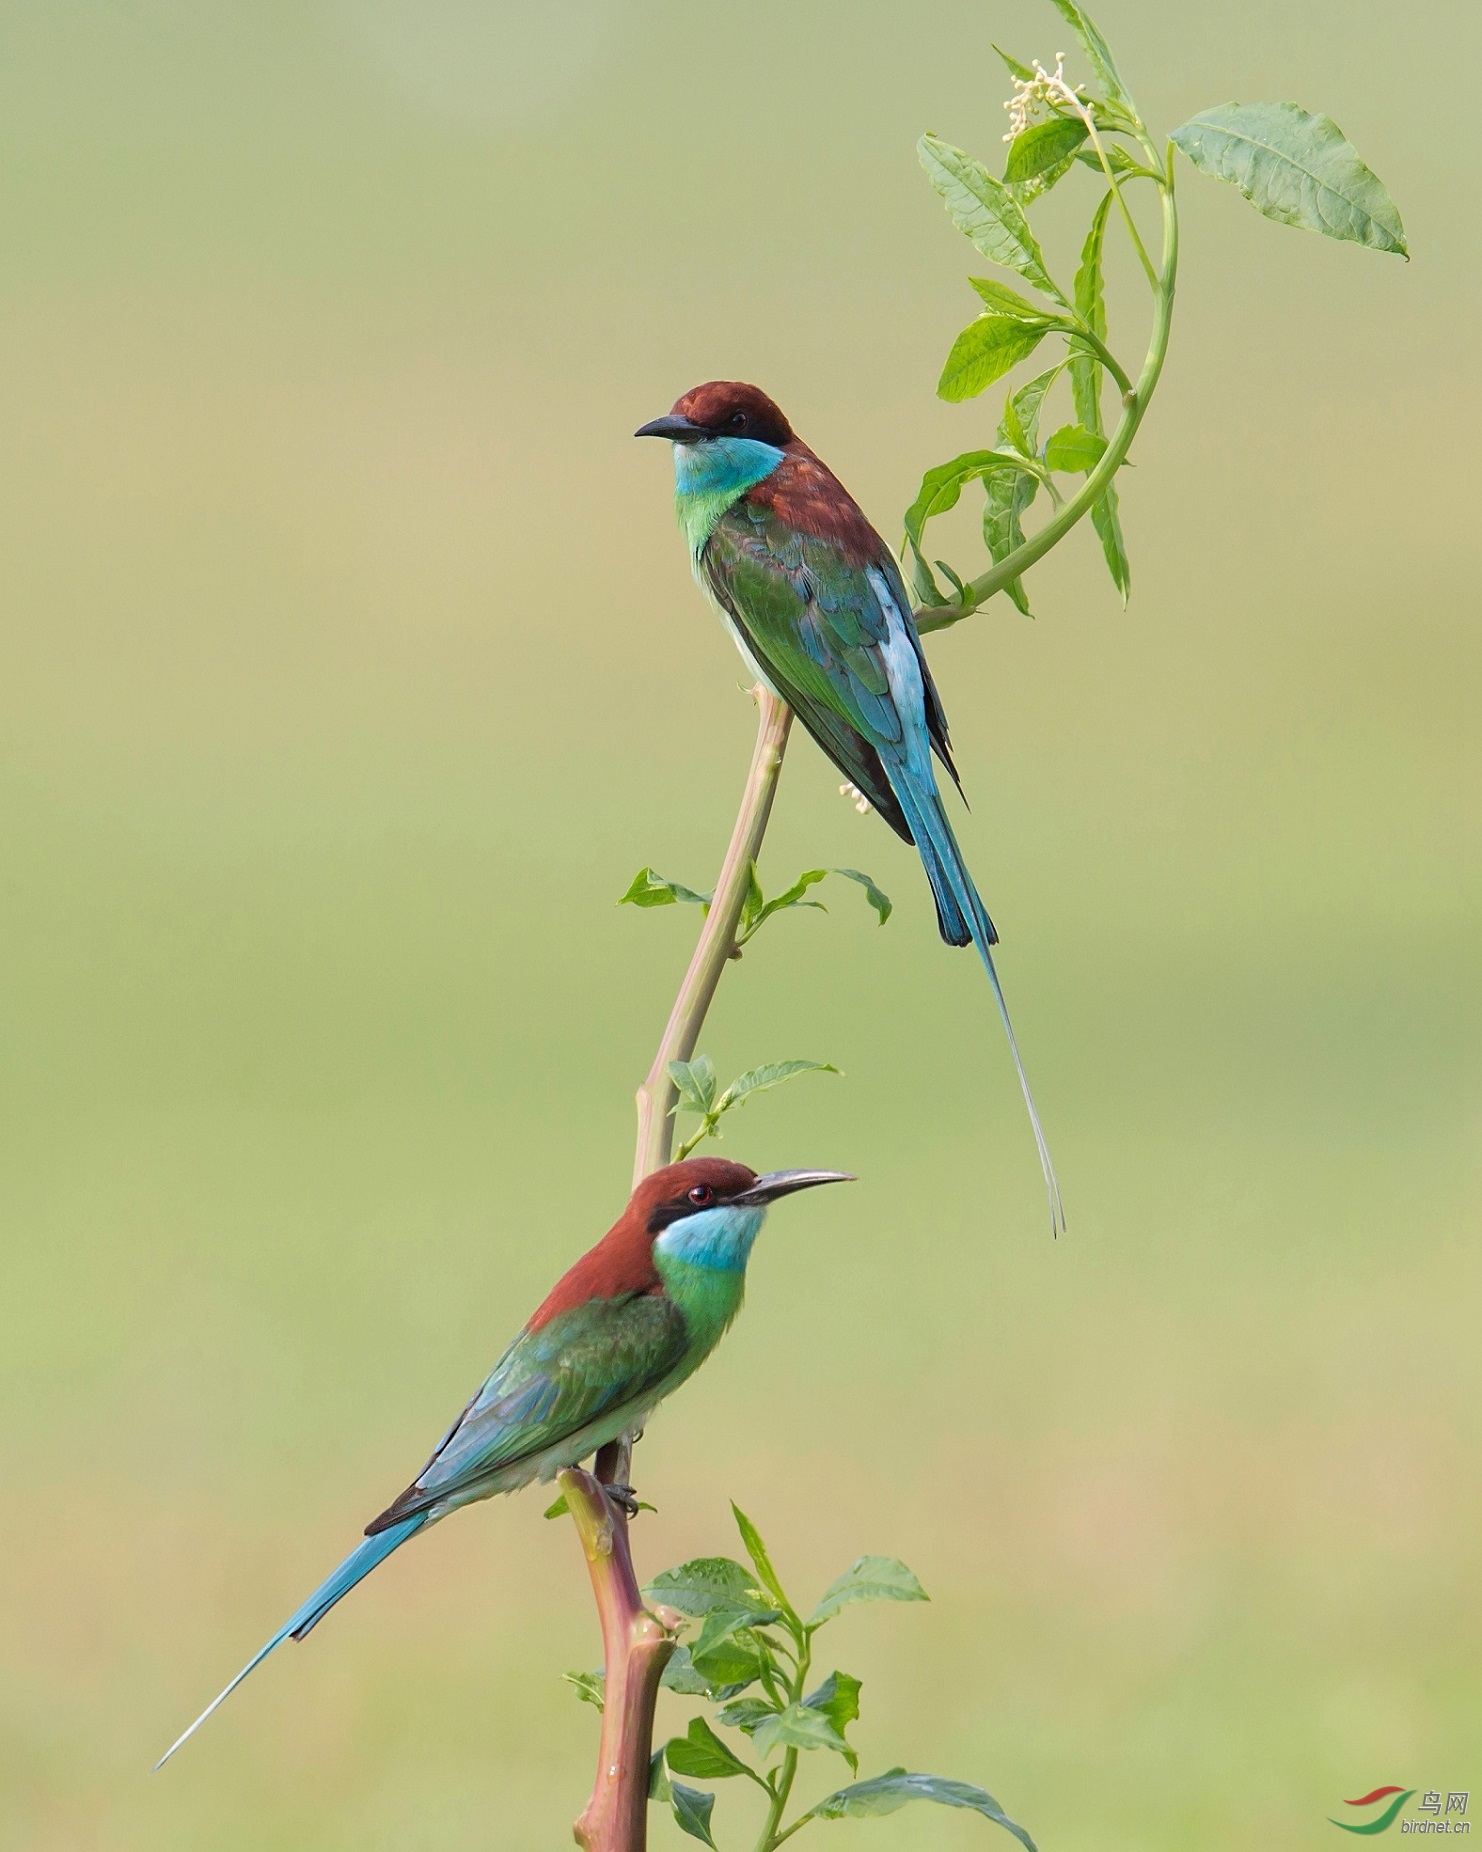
(543, 1493, 569, 1520)
(1170, 103, 1406, 255)
(649, 1750, 672, 1802)
(715, 1696, 776, 1735)
(937, 316, 1051, 403)
(738, 861, 765, 939)
(808, 1556, 928, 1626)
(1046, 0, 1134, 117)
(750, 868, 830, 933)
(668, 1056, 718, 1117)
(1090, 480, 1130, 602)
(669, 1781, 718, 1849)
(713, 1060, 840, 1117)
(1044, 423, 1107, 472)
(1008, 365, 1063, 455)
(646, 1557, 763, 1618)
(904, 450, 1013, 547)
(731, 1503, 794, 1614)
(981, 462, 1039, 615)
(918, 135, 1069, 305)
(691, 1602, 783, 1669)
(992, 45, 1035, 84)
(687, 1632, 768, 1691)
(620, 867, 712, 909)
(804, 1671, 862, 1734)
(968, 278, 1056, 321)
(804, 1670, 862, 1771)
(804, 1769, 1038, 1851)
(751, 1702, 852, 1761)
(1070, 191, 1113, 440)
(660, 1646, 721, 1697)
(1074, 142, 1144, 177)
(832, 868, 892, 925)
(562, 1669, 605, 1711)
(1004, 117, 1089, 185)
(665, 1716, 755, 1781)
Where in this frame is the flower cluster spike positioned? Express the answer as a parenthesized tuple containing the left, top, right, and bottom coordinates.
(1003, 53, 1090, 140)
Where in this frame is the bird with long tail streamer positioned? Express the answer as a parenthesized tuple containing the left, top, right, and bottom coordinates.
(156, 1158, 850, 1766)
(637, 382, 1064, 1233)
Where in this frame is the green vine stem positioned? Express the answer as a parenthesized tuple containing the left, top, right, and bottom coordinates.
(916, 157, 1178, 634)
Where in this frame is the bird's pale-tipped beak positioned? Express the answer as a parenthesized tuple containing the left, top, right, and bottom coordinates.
(732, 1169, 855, 1207)
(634, 413, 709, 443)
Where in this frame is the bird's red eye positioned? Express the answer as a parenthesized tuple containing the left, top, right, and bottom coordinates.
(687, 1184, 714, 1206)
(729, 411, 747, 430)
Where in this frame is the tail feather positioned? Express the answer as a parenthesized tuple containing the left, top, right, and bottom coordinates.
(155, 1513, 427, 1768)
(886, 763, 1066, 1236)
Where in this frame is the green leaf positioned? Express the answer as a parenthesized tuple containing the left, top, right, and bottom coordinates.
(665, 1716, 755, 1781)
(619, 867, 712, 909)
(808, 1556, 928, 1627)
(669, 1781, 718, 1849)
(660, 1647, 721, 1697)
(804, 1671, 862, 1733)
(668, 1056, 718, 1117)
(992, 44, 1035, 83)
(687, 1633, 768, 1692)
(730, 1503, 793, 1614)
(1070, 191, 1113, 441)
(737, 860, 765, 940)
(938, 316, 1052, 403)
(751, 1702, 852, 1762)
(714, 1060, 840, 1118)
(904, 450, 1014, 547)
(691, 1602, 783, 1670)
(1004, 117, 1089, 184)
(917, 135, 1069, 305)
(1046, 0, 1134, 117)
(562, 1669, 605, 1711)
(1009, 366, 1064, 453)
(966, 277, 1049, 320)
(832, 868, 892, 925)
(804, 1671, 862, 1771)
(1170, 102, 1407, 255)
(649, 1749, 672, 1802)
(542, 1493, 569, 1520)
(1044, 423, 1107, 472)
(1090, 478, 1130, 602)
(1074, 142, 1145, 177)
(715, 1696, 776, 1735)
(981, 461, 1039, 616)
(804, 1769, 1038, 1851)
(646, 1557, 763, 1619)
(748, 867, 830, 935)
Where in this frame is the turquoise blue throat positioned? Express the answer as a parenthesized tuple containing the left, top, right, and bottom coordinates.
(673, 437, 785, 558)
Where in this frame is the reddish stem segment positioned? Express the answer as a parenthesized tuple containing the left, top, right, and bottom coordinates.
(562, 1445, 677, 1852)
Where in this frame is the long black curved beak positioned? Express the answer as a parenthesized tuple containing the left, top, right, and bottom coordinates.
(635, 413, 709, 444)
(732, 1169, 855, 1207)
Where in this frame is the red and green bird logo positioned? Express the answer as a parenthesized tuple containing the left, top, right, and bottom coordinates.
(1330, 1787, 1416, 1834)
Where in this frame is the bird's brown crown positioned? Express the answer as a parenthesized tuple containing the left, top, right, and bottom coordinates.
(673, 381, 794, 448)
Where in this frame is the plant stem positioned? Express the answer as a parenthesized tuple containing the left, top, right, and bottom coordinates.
(754, 1624, 811, 1852)
(563, 1443, 679, 1852)
(916, 156, 1178, 635)
(633, 686, 794, 1184)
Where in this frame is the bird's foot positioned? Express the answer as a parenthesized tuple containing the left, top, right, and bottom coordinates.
(603, 1482, 643, 1519)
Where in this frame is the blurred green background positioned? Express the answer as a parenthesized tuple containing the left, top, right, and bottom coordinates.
(1, 2, 1477, 1847)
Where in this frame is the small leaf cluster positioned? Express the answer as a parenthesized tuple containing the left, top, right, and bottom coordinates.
(908, 0, 1405, 620)
(667, 1057, 839, 1162)
(630, 1505, 1035, 1852)
(621, 863, 891, 948)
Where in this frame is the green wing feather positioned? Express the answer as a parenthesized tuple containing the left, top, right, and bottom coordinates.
(701, 501, 957, 836)
(371, 1294, 689, 1527)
